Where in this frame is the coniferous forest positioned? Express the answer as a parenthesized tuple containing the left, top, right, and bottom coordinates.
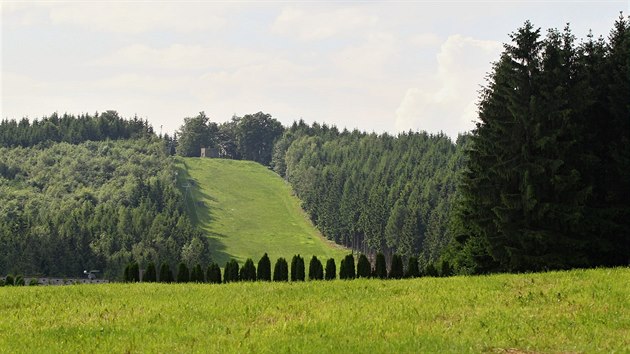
(0, 16, 628, 279)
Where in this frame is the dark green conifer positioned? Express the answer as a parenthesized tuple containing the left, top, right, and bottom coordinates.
(308, 256, 324, 280)
(389, 254, 403, 279)
(177, 262, 190, 283)
(206, 262, 222, 284)
(273, 257, 288, 281)
(291, 255, 305, 281)
(191, 264, 204, 282)
(257, 253, 271, 281)
(374, 253, 387, 279)
(356, 254, 371, 278)
(144, 262, 157, 282)
(405, 256, 420, 278)
(159, 263, 173, 283)
(5, 275, 13, 286)
(240, 258, 257, 281)
(324, 258, 336, 280)
(224, 259, 240, 283)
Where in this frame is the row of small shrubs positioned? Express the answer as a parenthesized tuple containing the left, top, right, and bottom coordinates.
(0, 275, 37, 286)
(122, 252, 450, 283)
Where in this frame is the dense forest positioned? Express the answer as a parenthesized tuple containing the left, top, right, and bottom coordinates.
(0, 114, 208, 278)
(1, 16, 627, 279)
(448, 16, 630, 273)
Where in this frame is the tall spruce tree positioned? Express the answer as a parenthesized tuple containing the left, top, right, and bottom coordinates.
(159, 263, 173, 283)
(405, 256, 420, 278)
(240, 258, 257, 281)
(224, 259, 240, 283)
(177, 263, 189, 283)
(206, 262, 222, 284)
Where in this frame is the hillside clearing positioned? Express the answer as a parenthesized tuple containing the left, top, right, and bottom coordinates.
(175, 158, 347, 265)
(1, 268, 628, 353)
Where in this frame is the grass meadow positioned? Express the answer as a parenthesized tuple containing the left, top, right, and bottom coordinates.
(175, 158, 347, 266)
(1, 267, 628, 353)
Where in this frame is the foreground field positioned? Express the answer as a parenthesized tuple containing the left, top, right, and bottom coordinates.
(175, 158, 347, 266)
(1, 268, 628, 353)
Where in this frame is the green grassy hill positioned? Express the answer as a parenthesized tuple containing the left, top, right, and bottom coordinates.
(175, 158, 347, 266)
(2, 268, 628, 353)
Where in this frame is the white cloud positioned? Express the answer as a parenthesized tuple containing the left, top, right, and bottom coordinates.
(47, 3, 227, 33)
(395, 35, 502, 138)
(271, 6, 378, 41)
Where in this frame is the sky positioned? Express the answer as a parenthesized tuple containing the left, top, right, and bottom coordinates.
(1, 1, 627, 139)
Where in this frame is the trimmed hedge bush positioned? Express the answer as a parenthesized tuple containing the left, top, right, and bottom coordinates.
(308, 256, 324, 280)
(357, 254, 371, 278)
(273, 257, 289, 282)
(257, 253, 271, 281)
(325, 258, 336, 280)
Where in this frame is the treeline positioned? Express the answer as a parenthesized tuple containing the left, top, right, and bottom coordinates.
(447, 16, 630, 273)
(0, 138, 208, 278)
(121, 252, 447, 283)
(269, 122, 466, 267)
(175, 111, 283, 165)
(0, 111, 153, 148)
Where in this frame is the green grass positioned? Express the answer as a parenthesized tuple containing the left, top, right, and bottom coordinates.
(175, 158, 347, 266)
(1, 268, 628, 353)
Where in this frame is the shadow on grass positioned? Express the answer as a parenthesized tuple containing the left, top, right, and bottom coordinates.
(175, 158, 234, 266)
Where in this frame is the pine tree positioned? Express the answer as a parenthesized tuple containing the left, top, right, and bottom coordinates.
(356, 254, 371, 278)
(340, 254, 355, 280)
(308, 256, 324, 280)
(130, 262, 140, 282)
(273, 257, 288, 281)
(374, 253, 387, 279)
(123, 264, 131, 282)
(405, 256, 419, 278)
(290, 255, 305, 281)
(257, 253, 271, 281)
(177, 262, 189, 283)
(144, 262, 157, 282)
(191, 264, 204, 282)
(324, 258, 336, 280)
(224, 259, 240, 283)
(389, 254, 403, 279)
(159, 263, 173, 283)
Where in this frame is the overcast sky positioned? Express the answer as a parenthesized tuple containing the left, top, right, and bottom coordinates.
(1, 1, 626, 138)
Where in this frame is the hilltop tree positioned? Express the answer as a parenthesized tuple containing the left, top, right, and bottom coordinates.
(144, 262, 157, 282)
(257, 253, 271, 281)
(374, 253, 387, 279)
(325, 258, 336, 280)
(308, 256, 324, 280)
(389, 254, 403, 279)
(240, 258, 257, 281)
(356, 254, 371, 278)
(236, 112, 284, 165)
(176, 112, 219, 157)
(206, 262, 222, 284)
(273, 257, 289, 281)
(159, 263, 173, 283)
(177, 263, 190, 283)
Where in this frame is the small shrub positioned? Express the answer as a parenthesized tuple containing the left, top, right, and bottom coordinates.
(340, 254, 355, 280)
(240, 259, 257, 281)
(389, 254, 404, 279)
(374, 253, 387, 279)
(177, 263, 190, 283)
(14, 275, 25, 286)
(144, 262, 157, 282)
(130, 262, 140, 282)
(356, 254, 371, 278)
(257, 253, 271, 281)
(0, 279, 5, 287)
(324, 258, 336, 280)
(308, 256, 324, 281)
(191, 264, 205, 282)
(206, 262, 222, 284)
(224, 259, 240, 283)
(425, 262, 438, 277)
(159, 263, 173, 283)
(291, 255, 305, 281)
(28, 278, 39, 286)
(5, 275, 14, 286)
(405, 257, 420, 278)
(273, 257, 288, 282)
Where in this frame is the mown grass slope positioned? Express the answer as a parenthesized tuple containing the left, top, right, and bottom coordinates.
(1, 268, 628, 353)
(175, 158, 347, 265)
